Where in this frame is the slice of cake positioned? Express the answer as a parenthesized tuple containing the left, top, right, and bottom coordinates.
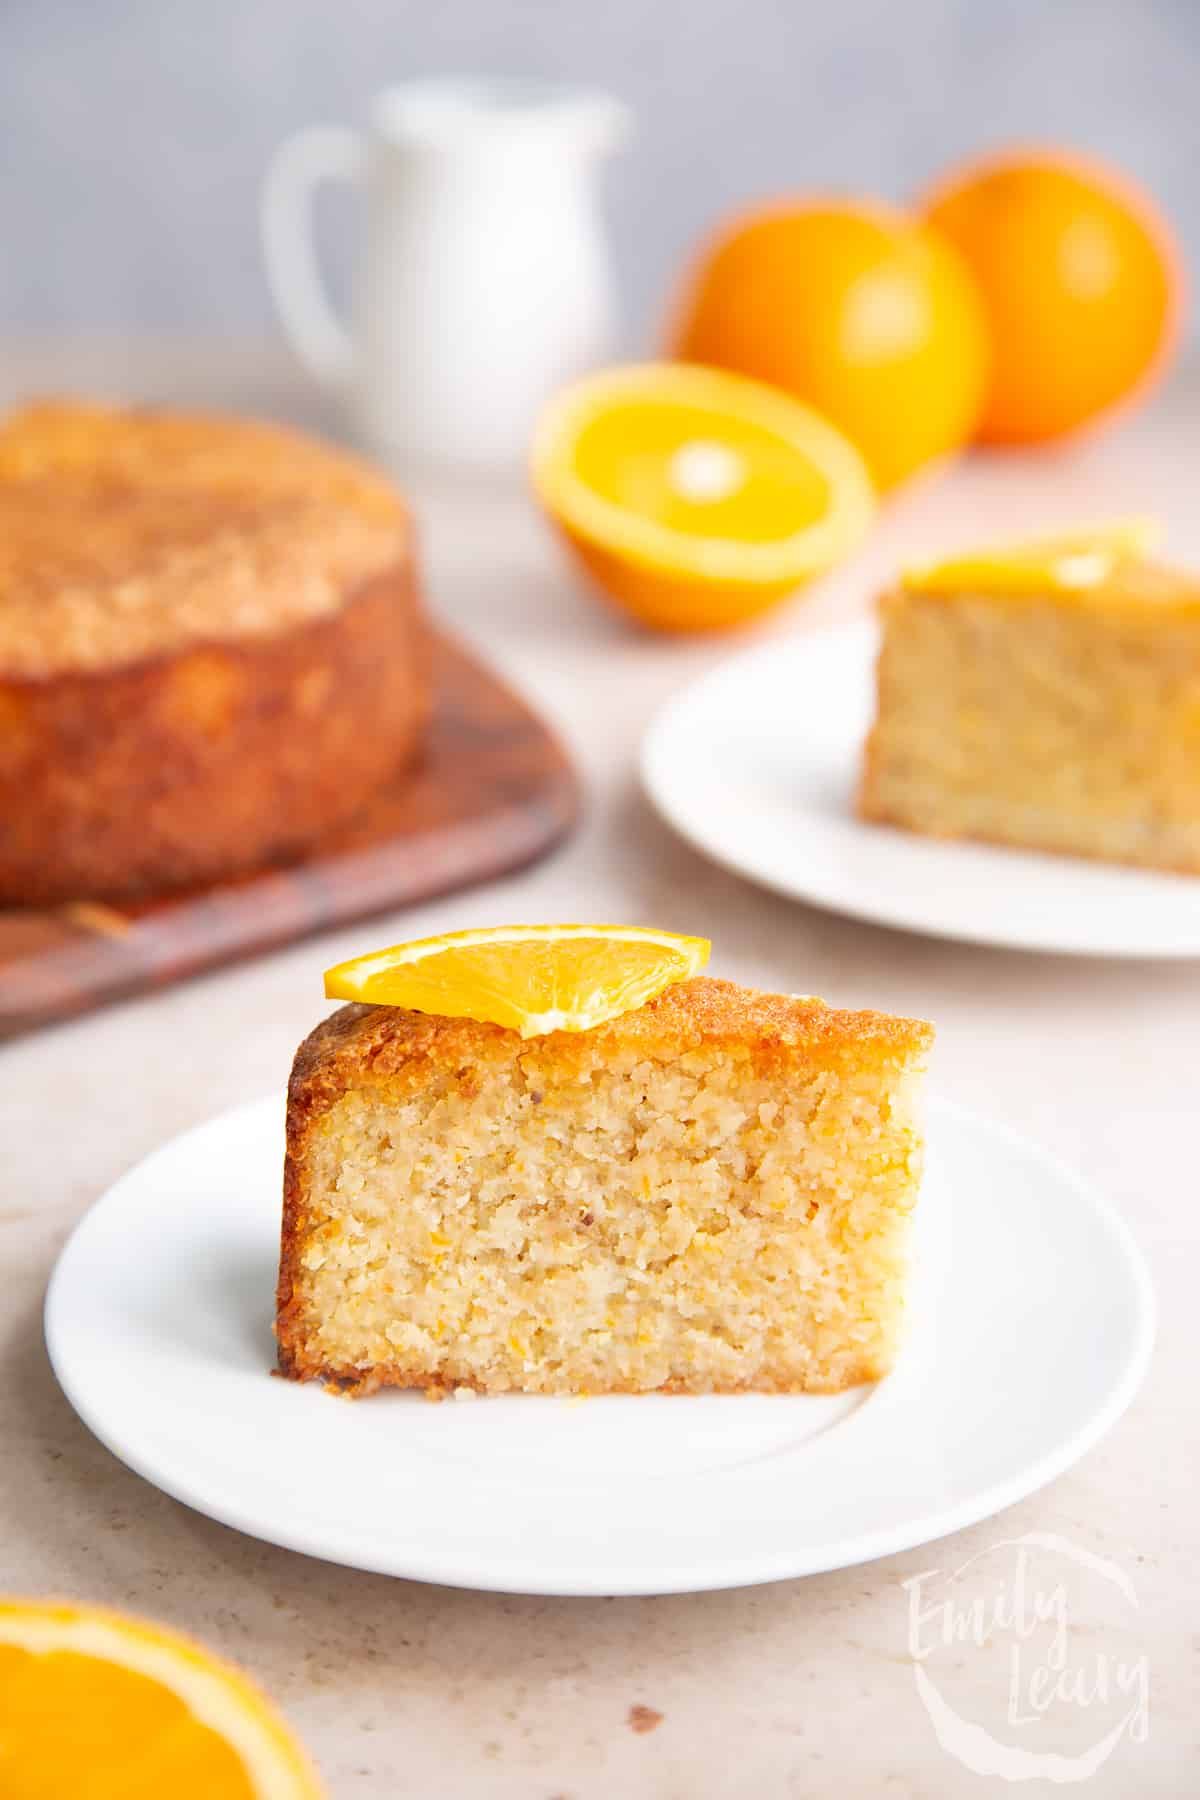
(859, 521, 1200, 872)
(277, 969, 933, 1397)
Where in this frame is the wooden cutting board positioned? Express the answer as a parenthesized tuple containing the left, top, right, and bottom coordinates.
(0, 631, 580, 1040)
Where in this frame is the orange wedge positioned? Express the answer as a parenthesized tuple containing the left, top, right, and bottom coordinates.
(0, 1598, 322, 1799)
(531, 362, 874, 632)
(902, 517, 1160, 597)
(324, 923, 711, 1037)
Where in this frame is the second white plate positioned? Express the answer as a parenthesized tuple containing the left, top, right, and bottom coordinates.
(45, 1093, 1152, 1596)
(642, 618, 1200, 957)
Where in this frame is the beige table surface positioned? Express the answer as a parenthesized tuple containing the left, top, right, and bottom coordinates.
(2, 342, 1197, 1798)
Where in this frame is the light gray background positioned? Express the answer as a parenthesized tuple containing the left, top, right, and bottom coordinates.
(2, 0, 1197, 343)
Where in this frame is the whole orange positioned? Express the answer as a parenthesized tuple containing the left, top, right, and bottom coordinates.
(667, 200, 990, 490)
(923, 148, 1184, 444)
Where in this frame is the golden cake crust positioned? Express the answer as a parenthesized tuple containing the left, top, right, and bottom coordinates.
(0, 401, 429, 901)
(0, 401, 410, 676)
(277, 980, 934, 1393)
(286, 977, 933, 1103)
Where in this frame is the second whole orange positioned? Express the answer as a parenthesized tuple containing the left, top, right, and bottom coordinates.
(667, 200, 990, 490)
(923, 148, 1184, 444)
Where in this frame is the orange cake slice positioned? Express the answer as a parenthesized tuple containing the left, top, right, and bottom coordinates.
(859, 523, 1200, 871)
(276, 976, 933, 1397)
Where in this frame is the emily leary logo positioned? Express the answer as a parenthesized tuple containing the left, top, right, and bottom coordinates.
(904, 1532, 1149, 1783)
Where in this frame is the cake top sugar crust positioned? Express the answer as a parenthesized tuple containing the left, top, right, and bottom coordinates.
(289, 977, 935, 1120)
(0, 401, 410, 678)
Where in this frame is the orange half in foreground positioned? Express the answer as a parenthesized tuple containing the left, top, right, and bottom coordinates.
(532, 363, 874, 632)
(0, 1598, 322, 1799)
(324, 923, 711, 1037)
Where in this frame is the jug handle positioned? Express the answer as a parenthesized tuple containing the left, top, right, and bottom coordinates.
(261, 126, 364, 388)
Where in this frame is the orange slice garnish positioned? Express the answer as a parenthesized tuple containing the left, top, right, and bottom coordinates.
(902, 518, 1161, 596)
(324, 923, 711, 1037)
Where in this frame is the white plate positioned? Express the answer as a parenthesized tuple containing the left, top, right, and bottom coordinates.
(641, 618, 1200, 957)
(46, 1094, 1152, 1596)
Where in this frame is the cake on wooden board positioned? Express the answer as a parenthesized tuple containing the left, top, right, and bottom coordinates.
(859, 524, 1200, 872)
(276, 969, 933, 1398)
(0, 401, 428, 904)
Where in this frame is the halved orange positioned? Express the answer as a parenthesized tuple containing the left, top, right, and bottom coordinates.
(324, 923, 711, 1037)
(531, 362, 874, 632)
(902, 517, 1161, 597)
(0, 1598, 321, 1798)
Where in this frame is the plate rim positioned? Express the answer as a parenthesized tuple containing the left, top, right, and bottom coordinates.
(640, 616, 1200, 960)
(44, 1092, 1156, 1597)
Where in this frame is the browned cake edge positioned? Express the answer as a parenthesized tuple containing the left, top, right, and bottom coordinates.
(0, 558, 430, 903)
(275, 979, 935, 1395)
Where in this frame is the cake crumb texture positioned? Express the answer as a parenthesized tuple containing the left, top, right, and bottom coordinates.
(277, 979, 933, 1397)
(860, 572, 1200, 871)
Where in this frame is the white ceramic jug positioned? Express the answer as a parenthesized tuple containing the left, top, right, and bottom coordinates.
(262, 79, 630, 472)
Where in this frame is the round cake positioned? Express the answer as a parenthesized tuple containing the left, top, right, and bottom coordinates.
(0, 401, 429, 904)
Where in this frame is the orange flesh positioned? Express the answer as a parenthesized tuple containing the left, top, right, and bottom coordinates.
(574, 401, 832, 543)
(900, 523, 1166, 600)
(0, 1646, 256, 1799)
(325, 926, 711, 1037)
